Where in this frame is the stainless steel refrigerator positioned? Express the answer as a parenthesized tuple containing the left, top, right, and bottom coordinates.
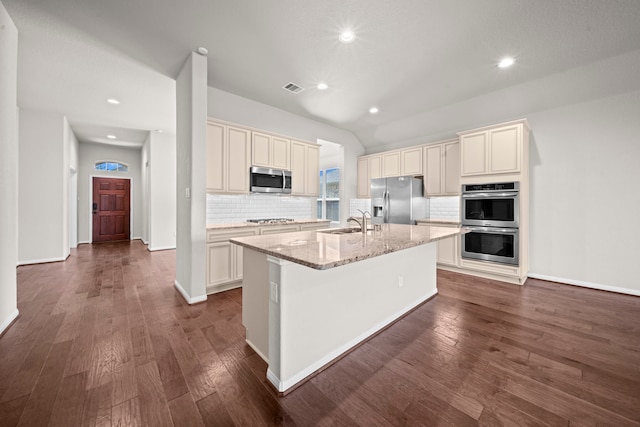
(370, 176, 428, 225)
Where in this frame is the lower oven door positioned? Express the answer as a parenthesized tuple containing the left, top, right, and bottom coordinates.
(461, 226, 519, 265)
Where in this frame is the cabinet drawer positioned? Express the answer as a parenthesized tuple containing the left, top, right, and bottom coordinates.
(206, 228, 259, 243)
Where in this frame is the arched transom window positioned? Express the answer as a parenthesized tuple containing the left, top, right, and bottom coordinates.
(95, 161, 128, 172)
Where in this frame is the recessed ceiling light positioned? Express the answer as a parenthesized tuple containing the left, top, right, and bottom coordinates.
(369, 106, 379, 114)
(498, 57, 515, 68)
(107, 98, 120, 105)
(107, 134, 117, 139)
(197, 47, 208, 56)
(317, 82, 328, 90)
(339, 30, 356, 43)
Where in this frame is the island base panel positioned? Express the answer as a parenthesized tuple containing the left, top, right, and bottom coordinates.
(258, 243, 437, 393)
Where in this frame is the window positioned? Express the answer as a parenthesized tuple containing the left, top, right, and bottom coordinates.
(317, 168, 340, 221)
(95, 161, 128, 172)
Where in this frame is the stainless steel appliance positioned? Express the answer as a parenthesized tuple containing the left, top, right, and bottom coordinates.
(250, 166, 292, 194)
(461, 182, 519, 265)
(370, 176, 428, 225)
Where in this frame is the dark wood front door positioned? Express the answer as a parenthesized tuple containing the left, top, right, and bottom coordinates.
(92, 177, 130, 242)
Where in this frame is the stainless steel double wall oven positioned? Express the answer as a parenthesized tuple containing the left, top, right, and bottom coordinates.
(461, 182, 519, 265)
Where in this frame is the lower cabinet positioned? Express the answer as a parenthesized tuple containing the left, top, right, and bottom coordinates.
(206, 222, 330, 294)
(206, 228, 259, 294)
(417, 222, 460, 267)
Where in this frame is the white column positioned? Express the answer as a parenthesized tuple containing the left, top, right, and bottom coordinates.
(175, 51, 208, 304)
(0, 2, 19, 333)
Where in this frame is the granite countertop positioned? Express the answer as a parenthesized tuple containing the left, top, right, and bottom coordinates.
(207, 219, 331, 230)
(416, 218, 461, 226)
(230, 224, 468, 270)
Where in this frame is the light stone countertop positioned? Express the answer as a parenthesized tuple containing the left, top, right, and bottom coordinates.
(230, 224, 468, 270)
(206, 219, 331, 231)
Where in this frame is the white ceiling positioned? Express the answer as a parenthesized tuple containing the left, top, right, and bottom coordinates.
(4, 0, 640, 148)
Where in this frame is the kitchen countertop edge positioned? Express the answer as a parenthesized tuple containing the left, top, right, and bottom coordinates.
(207, 219, 331, 230)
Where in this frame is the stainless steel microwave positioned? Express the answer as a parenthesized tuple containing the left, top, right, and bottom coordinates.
(250, 166, 292, 194)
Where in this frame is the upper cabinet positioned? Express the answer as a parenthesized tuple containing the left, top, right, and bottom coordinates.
(357, 154, 382, 198)
(459, 120, 529, 177)
(423, 139, 460, 197)
(291, 140, 319, 197)
(206, 121, 251, 194)
(382, 147, 422, 178)
(252, 131, 290, 170)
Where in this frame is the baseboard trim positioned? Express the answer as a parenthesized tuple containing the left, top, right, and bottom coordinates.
(18, 256, 66, 266)
(0, 309, 19, 336)
(148, 245, 176, 252)
(173, 280, 207, 304)
(527, 273, 640, 297)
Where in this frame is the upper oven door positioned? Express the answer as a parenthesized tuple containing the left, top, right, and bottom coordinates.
(461, 191, 519, 227)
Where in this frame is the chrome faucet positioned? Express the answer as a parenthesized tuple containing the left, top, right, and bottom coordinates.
(347, 209, 371, 234)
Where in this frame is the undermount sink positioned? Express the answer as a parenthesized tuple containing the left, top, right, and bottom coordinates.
(319, 227, 362, 235)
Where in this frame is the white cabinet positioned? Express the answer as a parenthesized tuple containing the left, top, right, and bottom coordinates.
(356, 154, 382, 198)
(206, 121, 251, 194)
(382, 147, 422, 178)
(291, 140, 319, 197)
(459, 121, 526, 177)
(206, 228, 259, 294)
(206, 222, 330, 294)
(423, 140, 460, 196)
(416, 222, 459, 267)
(401, 147, 423, 176)
(252, 132, 290, 170)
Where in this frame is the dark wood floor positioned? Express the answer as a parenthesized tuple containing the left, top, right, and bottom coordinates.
(1, 241, 639, 426)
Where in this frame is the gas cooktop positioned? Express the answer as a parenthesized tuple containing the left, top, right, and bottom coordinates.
(246, 218, 295, 224)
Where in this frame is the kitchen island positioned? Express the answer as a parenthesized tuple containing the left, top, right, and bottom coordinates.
(230, 224, 466, 393)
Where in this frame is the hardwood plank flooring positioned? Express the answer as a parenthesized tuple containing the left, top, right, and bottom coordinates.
(1, 241, 639, 426)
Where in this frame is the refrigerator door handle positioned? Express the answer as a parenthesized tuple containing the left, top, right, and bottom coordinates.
(383, 190, 389, 223)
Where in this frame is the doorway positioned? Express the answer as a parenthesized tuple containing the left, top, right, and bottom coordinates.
(92, 177, 131, 242)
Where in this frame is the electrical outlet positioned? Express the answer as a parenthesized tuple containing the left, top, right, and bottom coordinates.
(185, 187, 191, 198)
(398, 276, 403, 288)
(270, 281, 278, 303)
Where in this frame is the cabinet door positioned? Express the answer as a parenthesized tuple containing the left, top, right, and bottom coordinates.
(206, 122, 225, 192)
(290, 141, 306, 195)
(207, 242, 233, 286)
(252, 132, 271, 167)
(437, 235, 458, 266)
(369, 156, 382, 181)
(357, 157, 370, 198)
(401, 147, 423, 176)
(233, 243, 244, 280)
(443, 141, 460, 195)
(424, 145, 442, 196)
(460, 132, 488, 176)
(305, 144, 319, 196)
(382, 151, 401, 177)
(489, 125, 520, 174)
(272, 137, 290, 170)
(227, 126, 251, 194)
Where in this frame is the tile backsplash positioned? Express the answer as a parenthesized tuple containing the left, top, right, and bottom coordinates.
(429, 196, 460, 220)
(206, 194, 315, 223)
(350, 196, 460, 221)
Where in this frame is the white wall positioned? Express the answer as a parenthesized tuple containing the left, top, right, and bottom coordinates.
(527, 90, 640, 294)
(18, 109, 66, 264)
(148, 132, 176, 250)
(175, 52, 207, 303)
(141, 133, 150, 244)
(207, 87, 365, 224)
(77, 143, 142, 243)
(0, 1, 19, 333)
(67, 117, 79, 249)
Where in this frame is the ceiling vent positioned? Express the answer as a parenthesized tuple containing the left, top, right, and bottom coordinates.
(282, 82, 304, 94)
